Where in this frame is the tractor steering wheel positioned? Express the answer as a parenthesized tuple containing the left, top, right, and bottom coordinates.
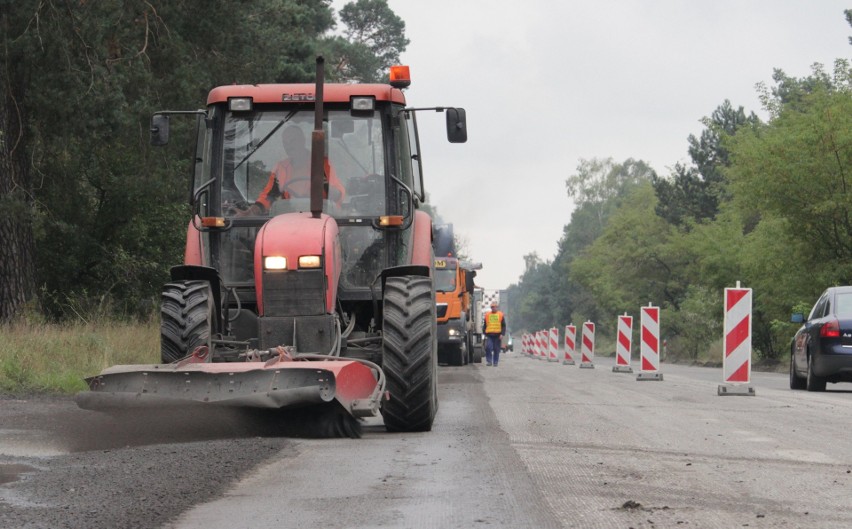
(281, 177, 342, 204)
(280, 177, 310, 199)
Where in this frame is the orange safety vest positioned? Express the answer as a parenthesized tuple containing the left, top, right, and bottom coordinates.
(257, 158, 345, 210)
(485, 311, 504, 334)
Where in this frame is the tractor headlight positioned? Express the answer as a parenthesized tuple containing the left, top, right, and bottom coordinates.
(264, 256, 287, 270)
(351, 96, 375, 112)
(448, 328, 460, 337)
(229, 97, 253, 112)
(298, 255, 322, 269)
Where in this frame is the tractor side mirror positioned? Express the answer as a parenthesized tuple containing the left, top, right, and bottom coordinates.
(151, 114, 170, 146)
(446, 108, 467, 143)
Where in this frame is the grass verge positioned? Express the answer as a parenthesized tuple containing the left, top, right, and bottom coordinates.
(0, 319, 159, 394)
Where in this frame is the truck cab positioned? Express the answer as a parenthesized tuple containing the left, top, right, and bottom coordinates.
(434, 257, 479, 365)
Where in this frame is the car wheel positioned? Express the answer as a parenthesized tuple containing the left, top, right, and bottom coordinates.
(806, 353, 827, 392)
(789, 351, 806, 390)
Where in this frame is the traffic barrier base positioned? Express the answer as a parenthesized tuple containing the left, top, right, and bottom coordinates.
(562, 359, 575, 366)
(717, 383, 755, 396)
(612, 365, 633, 373)
(636, 372, 663, 381)
(579, 361, 595, 369)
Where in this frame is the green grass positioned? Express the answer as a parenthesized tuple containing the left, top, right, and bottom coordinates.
(0, 320, 159, 394)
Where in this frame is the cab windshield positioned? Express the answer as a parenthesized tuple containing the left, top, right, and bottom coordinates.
(221, 109, 386, 218)
(434, 268, 456, 292)
(213, 108, 389, 288)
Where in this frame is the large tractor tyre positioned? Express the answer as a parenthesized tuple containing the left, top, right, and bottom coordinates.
(381, 276, 438, 432)
(160, 280, 214, 364)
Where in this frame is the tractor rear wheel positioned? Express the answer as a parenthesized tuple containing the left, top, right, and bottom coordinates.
(381, 276, 438, 432)
(160, 280, 214, 364)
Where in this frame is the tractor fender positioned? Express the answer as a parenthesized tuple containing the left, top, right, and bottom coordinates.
(376, 265, 431, 331)
(254, 212, 341, 316)
(184, 218, 205, 266)
(411, 210, 433, 268)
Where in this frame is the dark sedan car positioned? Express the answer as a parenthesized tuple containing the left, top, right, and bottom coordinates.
(790, 286, 852, 391)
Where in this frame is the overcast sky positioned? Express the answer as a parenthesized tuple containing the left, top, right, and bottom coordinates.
(333, 0, 850, 290)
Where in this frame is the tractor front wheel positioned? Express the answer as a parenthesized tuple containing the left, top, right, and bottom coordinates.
(381, 276, 438, 432)
(160, 280, 214, 364)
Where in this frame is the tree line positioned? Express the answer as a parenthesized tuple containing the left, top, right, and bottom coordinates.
(507, 11, 852, 361)
(0, 0, 407, 322)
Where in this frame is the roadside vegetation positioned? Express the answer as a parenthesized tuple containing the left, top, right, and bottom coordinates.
(0, 318, 159, 394)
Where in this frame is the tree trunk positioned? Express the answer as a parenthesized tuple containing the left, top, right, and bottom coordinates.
(0, 76, 36, 323)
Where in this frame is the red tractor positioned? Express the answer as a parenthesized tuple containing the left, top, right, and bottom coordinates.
(76, 58, 467, 434)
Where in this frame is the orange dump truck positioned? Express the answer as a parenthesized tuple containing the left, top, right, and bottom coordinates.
(434, 257, 481, 365)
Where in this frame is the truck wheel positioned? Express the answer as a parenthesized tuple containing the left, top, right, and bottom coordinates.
(472, 339, 483, 363)
(381, 276, 438, 432)
(160, 280, 213, 364)
(448, 344, 464, 366)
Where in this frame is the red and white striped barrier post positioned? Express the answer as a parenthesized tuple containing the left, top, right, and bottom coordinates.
(536, 330, 544, 360)
(563, 324, 576, 365)
(548, 327, 559, 362)
(613, 313, 634, 373)
(637, 303, 663, 381)
(579, 321, 595, 369)
(719, 282, 756, 396)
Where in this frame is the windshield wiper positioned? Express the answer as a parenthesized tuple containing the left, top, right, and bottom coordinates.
(233, 110, 298, 172)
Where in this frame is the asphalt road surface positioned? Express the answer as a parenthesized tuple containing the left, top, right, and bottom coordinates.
(3, 353, 852, 528)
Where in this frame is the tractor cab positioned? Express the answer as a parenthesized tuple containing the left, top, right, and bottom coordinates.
(211, 104, 401, 292)
(192, 85, 418, 292)
(149, 66, 467, 360)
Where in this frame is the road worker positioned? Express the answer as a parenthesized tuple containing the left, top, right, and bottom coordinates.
(483, 301, 507, 366)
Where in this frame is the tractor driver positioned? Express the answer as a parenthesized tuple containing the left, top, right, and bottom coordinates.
(239, 125, 345, 216)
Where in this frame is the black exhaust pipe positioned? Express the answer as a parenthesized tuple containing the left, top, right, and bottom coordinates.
(311, 56, 325, 218)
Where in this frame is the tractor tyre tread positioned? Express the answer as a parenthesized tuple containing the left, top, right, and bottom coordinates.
(381, 276, 438, 432)
(160, 280, 213, 364)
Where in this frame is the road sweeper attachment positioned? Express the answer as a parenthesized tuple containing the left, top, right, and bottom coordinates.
(75, 57, 467, 435)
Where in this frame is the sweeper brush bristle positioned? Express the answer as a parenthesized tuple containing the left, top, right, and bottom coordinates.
(248, 403, 363, 439)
